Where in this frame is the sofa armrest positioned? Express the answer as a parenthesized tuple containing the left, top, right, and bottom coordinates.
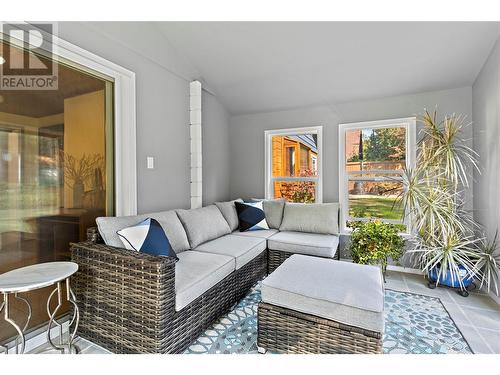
(70, 241, 176, 353)
(86, 226, 103, 243)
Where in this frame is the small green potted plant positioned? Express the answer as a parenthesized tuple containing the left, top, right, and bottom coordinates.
(349, 220, 405, 281)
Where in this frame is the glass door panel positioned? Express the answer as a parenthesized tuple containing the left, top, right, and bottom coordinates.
(0, 40, 114, 342)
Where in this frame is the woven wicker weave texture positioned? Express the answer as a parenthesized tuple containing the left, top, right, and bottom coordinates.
(72, 227, 355, 354)
(71, 228, 267, 354)
(258, 303, 383, 354)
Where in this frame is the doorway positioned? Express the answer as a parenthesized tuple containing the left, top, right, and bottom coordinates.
(0, 39, 114, 343)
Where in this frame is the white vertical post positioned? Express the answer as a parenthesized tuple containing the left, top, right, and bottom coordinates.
(190, 81, 202, 209)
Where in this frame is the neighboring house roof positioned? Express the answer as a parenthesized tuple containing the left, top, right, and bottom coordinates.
(286, 134, 318, 153)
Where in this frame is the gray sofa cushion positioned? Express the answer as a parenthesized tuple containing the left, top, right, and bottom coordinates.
(267, 231, 338, 258)
(176, 204, 231, 249)
(96, 210, 190, 253)
(194, 234, 266, 269)
(176, 205, 232, 248)
(215, 198, 243, 231)
(249, 198, 285, 229)
(231, 229, 278, 239)
(175, 251, 235, 311)
(279, 202, 339, 234)
(261, 254, 385, 332)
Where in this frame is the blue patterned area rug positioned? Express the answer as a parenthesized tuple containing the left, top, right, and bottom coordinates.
(185, 283, 472, 354)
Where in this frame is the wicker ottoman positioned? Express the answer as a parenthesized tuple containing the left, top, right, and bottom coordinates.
(258, 254, 384, 354)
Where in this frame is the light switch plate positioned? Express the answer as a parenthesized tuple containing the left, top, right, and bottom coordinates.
(147, 157, 154, 169)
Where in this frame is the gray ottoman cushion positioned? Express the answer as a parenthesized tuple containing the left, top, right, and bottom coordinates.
(231, 229, 278, 239)
(262, 254, 384, 332)
(96, 210, 190, 253)
(194, 234, 266, 269)
(176, 205, 231, 248)
(279, 202, 339, 235)
(267, 231, 338, 258)
(215, 198, 243, 231)
(175, 251, 235, 311)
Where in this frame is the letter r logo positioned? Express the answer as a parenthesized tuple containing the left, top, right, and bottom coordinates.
(1, 23, 54, 75)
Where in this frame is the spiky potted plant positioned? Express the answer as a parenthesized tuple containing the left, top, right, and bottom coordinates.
(399, 110, 482, 296)
(473, 231, 500, 296)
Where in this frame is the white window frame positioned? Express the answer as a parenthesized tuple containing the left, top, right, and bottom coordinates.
(311, 154, 318, 174)
(265, 126, 323, 202)
(1, 22, 137, 216)
(338, 117, 416, 234)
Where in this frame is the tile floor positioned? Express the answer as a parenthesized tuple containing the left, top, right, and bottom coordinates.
(384, 271, 500, 354)
(29, 270, 500, 354)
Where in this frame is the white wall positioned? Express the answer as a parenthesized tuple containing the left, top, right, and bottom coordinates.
(473, 36, 500, 240)
(229, 87, 473, 206)
(58, 22, 231, 213)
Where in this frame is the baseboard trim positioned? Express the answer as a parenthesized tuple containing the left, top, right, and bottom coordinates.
(386, 264, 423, 275)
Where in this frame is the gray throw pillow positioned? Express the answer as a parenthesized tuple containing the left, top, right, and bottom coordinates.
(279, 202, 339, 235)
(215, 198, 243, 231)
(176, 205, 232, 248)
(249, 198, 285, 229)
(96, 210, 191, 253)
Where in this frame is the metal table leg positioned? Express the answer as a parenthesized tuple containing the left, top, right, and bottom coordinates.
(2, 292, 28, 354)
(46, 278, 80, 354)
(0, 300, 6, 354)
(13, 293, 31, 353)
(66, 278, 80, 353)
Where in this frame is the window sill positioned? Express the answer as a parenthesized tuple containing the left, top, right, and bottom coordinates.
(340, 230, 413, 238)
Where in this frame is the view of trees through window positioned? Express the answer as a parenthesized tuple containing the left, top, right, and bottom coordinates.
(346, 127, 406, 223)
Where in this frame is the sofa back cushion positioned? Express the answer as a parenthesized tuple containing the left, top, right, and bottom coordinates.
(249, 198, 285, 229)
(176, 205, 231, 248)
(215, 198, 243, 231)
(96, 210, 191, 253)
(279, 202, 339, 235)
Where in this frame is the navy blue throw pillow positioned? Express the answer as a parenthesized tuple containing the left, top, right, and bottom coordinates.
(235, 201, 270, 232)
(117, 218, 177, 259)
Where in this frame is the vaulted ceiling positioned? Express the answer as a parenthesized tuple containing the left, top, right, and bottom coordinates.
(157, 22, 500, 115)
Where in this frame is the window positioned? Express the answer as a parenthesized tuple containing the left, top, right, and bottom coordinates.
(338, 118, 416, 233)
(265, 126, 322, 203)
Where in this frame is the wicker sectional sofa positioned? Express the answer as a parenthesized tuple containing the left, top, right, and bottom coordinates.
(70, 199, 340, 354)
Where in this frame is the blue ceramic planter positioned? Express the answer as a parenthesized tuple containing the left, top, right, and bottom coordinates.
(428, 265, 473, 288)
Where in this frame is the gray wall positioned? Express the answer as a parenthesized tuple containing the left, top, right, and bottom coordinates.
(202, 92, 230, 205)
(229, 87, 473, 206)
(57, 22, 231, 213)
(473, 36, 500, 240)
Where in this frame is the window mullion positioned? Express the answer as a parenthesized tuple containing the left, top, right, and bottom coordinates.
(348, 177, 403, 182)
(271, 177, 318, 182)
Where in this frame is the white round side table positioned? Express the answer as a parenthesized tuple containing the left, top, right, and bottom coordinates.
(0, 262, 80, 354)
